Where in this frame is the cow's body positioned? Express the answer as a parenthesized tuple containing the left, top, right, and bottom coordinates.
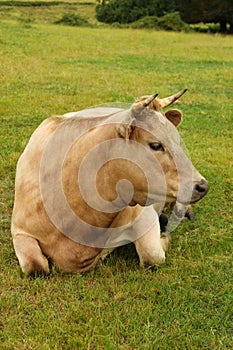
(11, 92, 209, 275)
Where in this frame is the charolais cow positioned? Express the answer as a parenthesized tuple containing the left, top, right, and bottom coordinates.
(11, 90, 209, 275)
(75, 89, 197, 233)
(137, 89, 196, 230)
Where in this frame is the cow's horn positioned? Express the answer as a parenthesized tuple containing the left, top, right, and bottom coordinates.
(142, 93, 158, 107)
(159, 88, 187, 108)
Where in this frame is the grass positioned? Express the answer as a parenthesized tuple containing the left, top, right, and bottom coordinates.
(0, 0, 97, 25)
(0, 4, 233, 349)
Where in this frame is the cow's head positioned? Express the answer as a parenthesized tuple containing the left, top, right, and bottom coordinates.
(116, 90, 209, 208)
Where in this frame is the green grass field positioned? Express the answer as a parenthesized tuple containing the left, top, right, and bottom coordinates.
(0, 3, 233, 349)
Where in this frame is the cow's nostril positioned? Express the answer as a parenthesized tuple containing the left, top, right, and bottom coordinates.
(195, 180, 209, 194)
(195, 184, 206, 193)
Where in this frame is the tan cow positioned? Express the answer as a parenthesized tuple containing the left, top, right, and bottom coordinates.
(11, 91, 209, 275)
(137, 89, 196, 231)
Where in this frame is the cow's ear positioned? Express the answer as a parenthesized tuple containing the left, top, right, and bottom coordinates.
(118, 122, 135, 139)
(165, 109, 182, 127)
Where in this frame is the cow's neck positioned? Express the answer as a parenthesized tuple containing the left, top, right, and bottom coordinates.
(62, 122, 128, 229)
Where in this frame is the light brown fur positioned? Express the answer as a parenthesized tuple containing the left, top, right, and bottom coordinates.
(11, 95, 208, 275)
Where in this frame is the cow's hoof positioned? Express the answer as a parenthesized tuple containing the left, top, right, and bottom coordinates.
(139, 251, 166, 268)
(160, 232, 172, 252)
(185, 207, 195, 220)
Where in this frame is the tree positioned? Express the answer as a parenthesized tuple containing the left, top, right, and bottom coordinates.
(96, 0, 176, 24)
(176, 0, 233, 33)
(96, 0, 233, 33)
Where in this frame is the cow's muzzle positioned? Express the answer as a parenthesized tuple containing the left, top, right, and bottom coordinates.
(191, 179, 209, 203)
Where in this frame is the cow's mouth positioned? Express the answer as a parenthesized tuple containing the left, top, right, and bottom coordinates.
(190, 179, 209, 203)
(169, 179, 209, 205)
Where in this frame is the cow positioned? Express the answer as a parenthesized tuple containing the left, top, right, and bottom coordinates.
(137, 89, 196, 231)
(11, 90, 209, 275)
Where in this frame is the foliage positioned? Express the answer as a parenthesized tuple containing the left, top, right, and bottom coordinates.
(176, 0, 233, 33)
(55, 13, 91, 26)
(96, 0, 176, 24)
(190, 22, 222, 34)
(131, 12, 189, 32)
(0, 0, 232, 33)
(156, 11, 189, 31)
(96, 0, 233, 33)
(130, 15, 159, 29)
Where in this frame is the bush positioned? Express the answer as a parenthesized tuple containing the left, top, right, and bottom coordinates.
(130, 12, 189, 31)
(191, 22, 221, 34)
(131, 16, 159, 29)
(96, 0, 176, 24)
(157, 12, 189, 32)
(54, 13, 91, 27)
(96, 1, 147, 24)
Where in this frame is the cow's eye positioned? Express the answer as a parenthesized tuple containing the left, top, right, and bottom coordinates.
(149, 142, 164, 152)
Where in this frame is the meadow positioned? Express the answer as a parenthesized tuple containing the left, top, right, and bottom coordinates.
(0, 2, 233, 349)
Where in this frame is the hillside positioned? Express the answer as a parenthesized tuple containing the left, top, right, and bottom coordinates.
(0, 0, 97, 24)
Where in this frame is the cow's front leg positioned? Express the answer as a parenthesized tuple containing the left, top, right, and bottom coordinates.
(12, 233, 50, 275)
(134, 214, 171, 267)
(99, 247, 115, 260)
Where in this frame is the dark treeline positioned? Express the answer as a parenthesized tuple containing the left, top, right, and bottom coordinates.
(177, 0, 232, 33)
(96, 0, 233, 33)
